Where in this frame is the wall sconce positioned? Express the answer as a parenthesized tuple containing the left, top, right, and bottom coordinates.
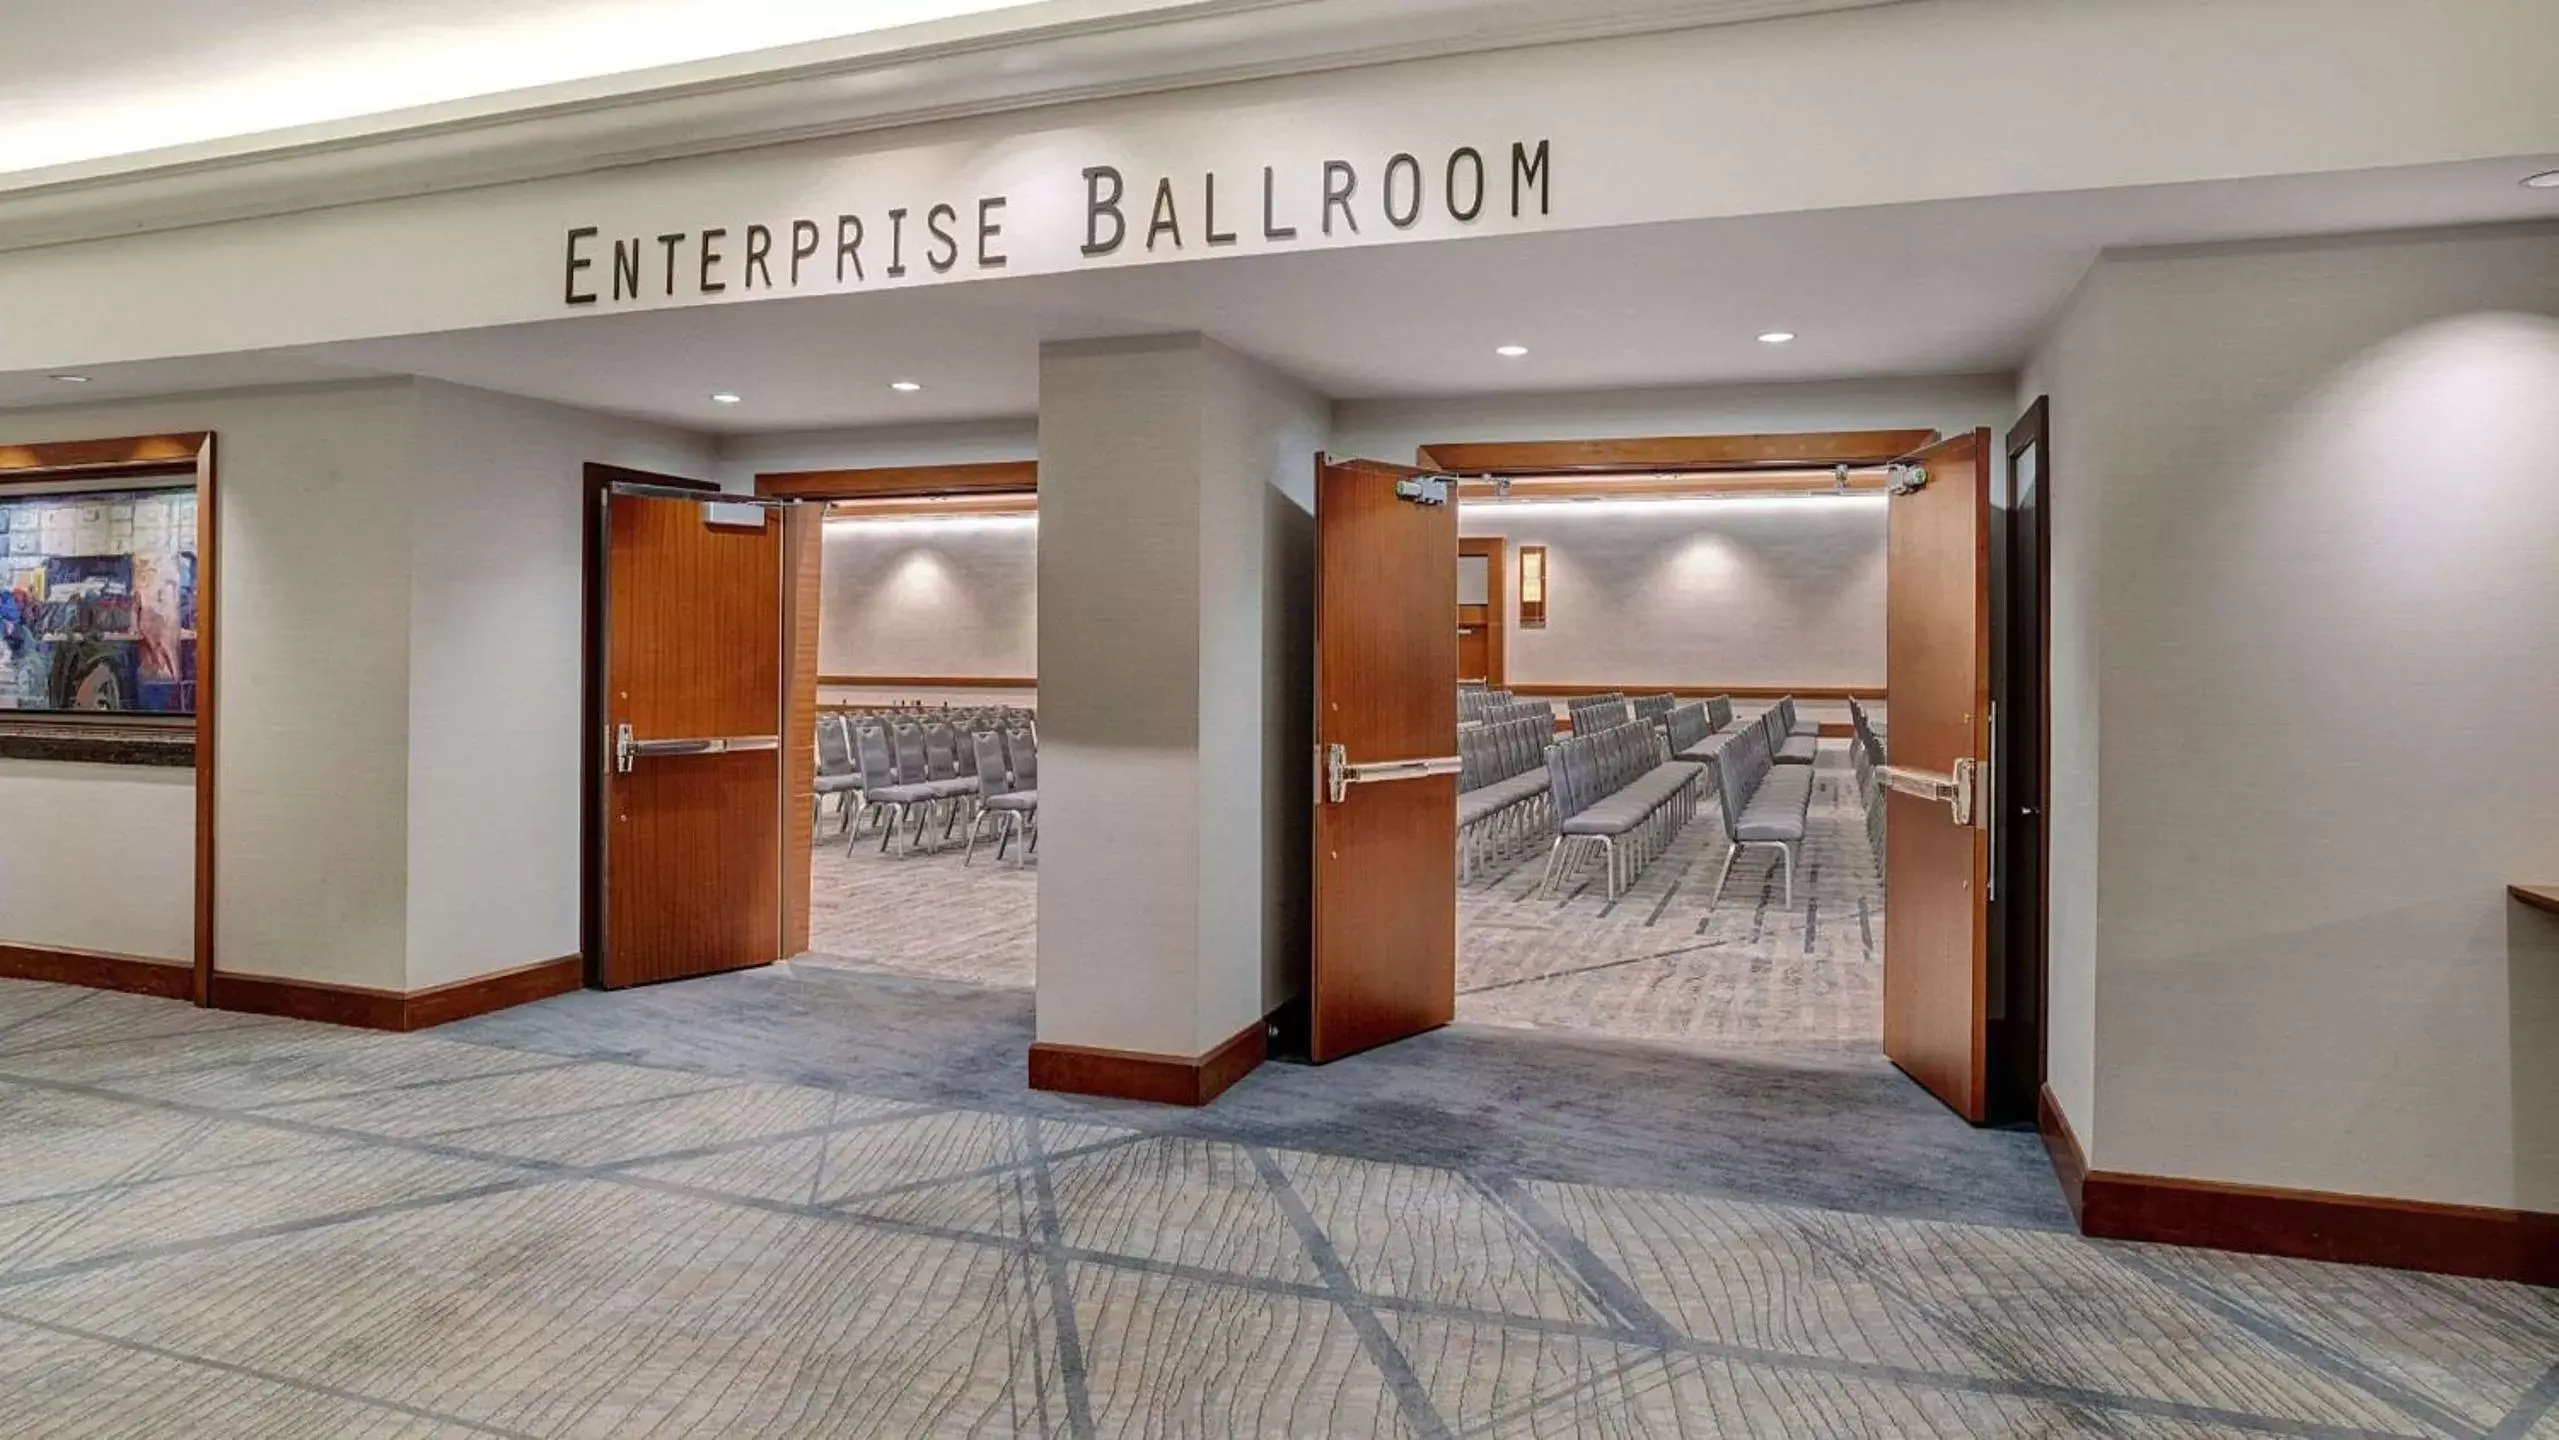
(1518, 544, 1547, 628)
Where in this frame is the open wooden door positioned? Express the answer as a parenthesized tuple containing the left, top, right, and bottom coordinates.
(1881, 429, 1994, 1120)
(592, 477, 788, 988)
(1310, 457, 1460, 1063)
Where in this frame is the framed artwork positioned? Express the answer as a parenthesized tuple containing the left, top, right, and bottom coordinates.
(0, 484, 199, 716)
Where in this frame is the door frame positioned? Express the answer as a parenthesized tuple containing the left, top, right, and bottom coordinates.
(1993, 396, 2053, 1121)
(1456, 534, 1506, 686)
(750, 460, 1039, 960)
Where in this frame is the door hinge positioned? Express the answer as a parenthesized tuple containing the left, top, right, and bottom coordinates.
(1886, 463, 1930, 495)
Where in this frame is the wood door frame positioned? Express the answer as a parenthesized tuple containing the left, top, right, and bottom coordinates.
(1456, 535, 1506, 687)
(752, 459, 1038, 958)
(1417, 430, 1939, 476)
(0, 432, 218, 1005)
(1995, 396, 2054, 1121)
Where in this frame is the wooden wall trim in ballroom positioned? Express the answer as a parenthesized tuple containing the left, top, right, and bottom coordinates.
(755, 460, 1037, 501)
(0, 431, 219, 1005)
(208, 957, 584, 1032)
(0, 944, 196, 1001)
(1418, 430, 1939, 476)
(1028, 1019, 1269, 1106)
(2039, 1086, 2557, 1284)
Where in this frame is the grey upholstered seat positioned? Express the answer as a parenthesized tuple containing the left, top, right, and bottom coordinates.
(1774, 733, 1820, 765)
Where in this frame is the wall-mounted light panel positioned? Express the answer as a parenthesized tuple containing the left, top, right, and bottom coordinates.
(1518, 544, 1548, 628)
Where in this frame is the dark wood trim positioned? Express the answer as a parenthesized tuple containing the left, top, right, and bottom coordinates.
(2040, 1085, 2557, 1283)
(1457, 472, 1892, 504)
(2037, 1084, 2088, 1224)
(756, 460, 1036, 501)
(819, 674, 1037, 690)
(1, 432, 218, 1006)
(208, 956, 581, 1032)
(211, 971, 408, 1029)
(0, 942, 195, 1000)
(825, 496, 1039, 520)
(193, 434, 219, 1006)
(400, 956, 585, 1030)
(2080, 1170, 2559, 1286)
(1507, 681, 1883, 700)
(1419, 430, 1939, 477)
(782, 505, 820, 958)
(1993, 395, 2052, 1124)
(1028, 1017, 1269, 1107)
(2509, 884, 2559, 918)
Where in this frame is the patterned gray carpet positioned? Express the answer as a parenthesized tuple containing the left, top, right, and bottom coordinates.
(808, 742, 1883, 1055)
(2, 975, 2553, 1437)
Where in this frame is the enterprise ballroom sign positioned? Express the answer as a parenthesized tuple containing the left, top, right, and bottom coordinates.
(562, 141, 1551, 307)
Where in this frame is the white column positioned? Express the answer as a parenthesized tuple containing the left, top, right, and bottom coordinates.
(1034, 334, 1326, 1060)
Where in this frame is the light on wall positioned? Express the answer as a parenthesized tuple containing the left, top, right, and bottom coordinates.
(1518, 544, 1548, 628)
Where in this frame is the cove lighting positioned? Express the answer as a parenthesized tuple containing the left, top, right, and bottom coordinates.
(1757, 331, 1797, 345)
(890, 380, 925, 392)
(710, 392, 743, 405)
(1494, 345, 1529, 358)
(2526, 170, 2559, 190)
(47, 374, 90, 383)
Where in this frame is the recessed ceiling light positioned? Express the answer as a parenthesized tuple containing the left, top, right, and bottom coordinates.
(710, 392, 742, 405)
(2525, 169, 2559, 190)
(1494, 344, 1529, 358)
(1757, 331, 1797, 345)
(47, 373, 90, 383)
(889, 380, 924, 392)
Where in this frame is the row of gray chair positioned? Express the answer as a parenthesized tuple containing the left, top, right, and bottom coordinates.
(1477, 698, 1554, 729)
(1536, 723, 1706, 900)
(1457, 715, 1555, 880)
(1757, 697, 1822, 765)
(1458, 686, 1513, 724)
(1851, 716, 1886, 869)
(1566, 692, 1636, 735)
(822, 716, 1039, 862)
(1706, 717, 1816, 909)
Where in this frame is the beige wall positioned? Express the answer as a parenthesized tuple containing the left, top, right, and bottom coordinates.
(2033, 226, 2559, 1209)
(0, 379, 712, 994)
(1034, 334, 1325, 1058)
(1458, 497, 1886, 691)
(817, 514, 1037, 681)
(404, 381, 712, 990)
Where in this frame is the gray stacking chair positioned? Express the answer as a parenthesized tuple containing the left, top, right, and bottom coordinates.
(964, 731, 1037, 866)
(813, 714, 861, 835)
(851, 722, 937, 854)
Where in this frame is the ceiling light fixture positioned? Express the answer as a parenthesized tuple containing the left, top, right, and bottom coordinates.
(2525, 169, 2559, 190)
(1757, 331, 1797, 345)
(47, 373, 90, 383)
(710, 392, 743, 405)
(890, 380, 924, 392)
(1494, 344, 1529, 358)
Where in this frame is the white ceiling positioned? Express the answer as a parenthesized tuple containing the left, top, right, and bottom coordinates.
(4, 156, 2553, 431)
(0, 0, 1090, 174)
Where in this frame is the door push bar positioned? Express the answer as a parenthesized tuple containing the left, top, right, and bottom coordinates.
(1323, 744, 1462, 804)
(1879, 757, 1984, 828)
(614, 723, 782, 774)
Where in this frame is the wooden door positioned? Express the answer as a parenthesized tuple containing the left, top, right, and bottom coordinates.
(1882, 429, 1994, 1120)
(596, 483, 786, 988)
(1311, 457, 1460, 1063)
(1457, 536, 1504, 685)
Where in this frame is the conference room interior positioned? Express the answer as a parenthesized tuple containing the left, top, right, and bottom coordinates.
(784, 423, 1928, 1061)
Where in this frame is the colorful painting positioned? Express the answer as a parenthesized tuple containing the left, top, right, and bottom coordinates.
(0, 485, 197, 715)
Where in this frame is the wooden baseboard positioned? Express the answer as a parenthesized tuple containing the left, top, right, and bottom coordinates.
(211, 955, 583, 1033)
(0, 942, 195, 1000)
(2039, 1086, 2555, 1284)
(1028, 1016, 1269, 1106)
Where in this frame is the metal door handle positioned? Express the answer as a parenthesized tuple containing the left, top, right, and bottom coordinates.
(1880, 758, 1982, 828)
(615, 723, 781, 774)
(1322, 744, 1461, 804)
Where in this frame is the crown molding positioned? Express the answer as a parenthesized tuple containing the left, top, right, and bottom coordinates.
(0, 0, 1899, 254)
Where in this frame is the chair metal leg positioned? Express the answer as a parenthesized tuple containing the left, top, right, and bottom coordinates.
(1781, 842, 1796, 908)
(1706, 841, 1742, 912)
